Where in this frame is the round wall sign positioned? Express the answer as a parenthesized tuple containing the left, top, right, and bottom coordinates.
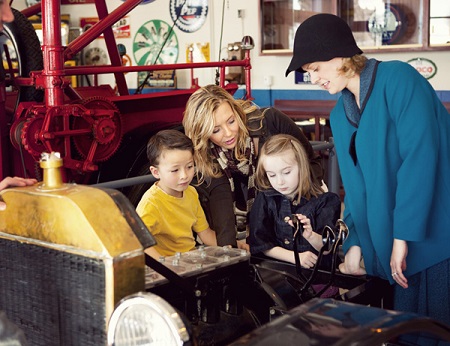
(132, 19, 179, 65)
(368, 4, 406, 45)
(169, 0, 208, 33)
(407, 58, 437, 80)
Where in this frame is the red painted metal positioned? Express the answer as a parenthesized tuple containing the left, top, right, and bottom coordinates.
(93, 0, 129, 95)
(41, 0, 65, 107)
(64, 0, 142, 60)
(0, 74, 9, 178)
(61, 0, 96, 4)
(1, 1, 253, 184)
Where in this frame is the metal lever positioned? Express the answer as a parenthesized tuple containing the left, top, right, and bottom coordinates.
(285, 215, 308, 282)
(313, 219, 349, 297)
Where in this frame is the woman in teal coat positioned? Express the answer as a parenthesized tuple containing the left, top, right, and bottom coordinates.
(286, 13, 450, 328)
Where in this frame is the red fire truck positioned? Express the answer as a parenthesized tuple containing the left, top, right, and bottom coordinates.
(0, 0, 252, 193)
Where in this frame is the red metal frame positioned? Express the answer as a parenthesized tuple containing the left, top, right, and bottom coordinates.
(2, 0, 252, 183)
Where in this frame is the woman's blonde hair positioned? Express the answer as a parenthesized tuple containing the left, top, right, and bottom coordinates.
(256, 134, 323, 202)
(236, 99, 265, 132)
(339, 54, 367, 78)
(183, 85, 250, 182)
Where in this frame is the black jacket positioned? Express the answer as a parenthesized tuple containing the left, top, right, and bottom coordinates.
(248, 189, 341, 255)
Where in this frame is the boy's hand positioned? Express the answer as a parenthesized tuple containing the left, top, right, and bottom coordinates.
(237, 239, 249, 252)
(0, 176, 37, 191)
(0, 177, 38, 210)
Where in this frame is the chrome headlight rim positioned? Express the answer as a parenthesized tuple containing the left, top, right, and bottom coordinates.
(107, 291, 190, 346)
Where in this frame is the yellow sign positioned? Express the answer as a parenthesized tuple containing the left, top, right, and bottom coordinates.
(186, 42, 210, 63)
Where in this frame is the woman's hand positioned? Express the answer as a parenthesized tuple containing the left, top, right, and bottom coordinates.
(390, 239, 408, 288)
(338, 245, 366, 275)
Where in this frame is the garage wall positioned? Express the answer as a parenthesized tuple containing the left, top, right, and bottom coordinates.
(11, 0, 450, 106)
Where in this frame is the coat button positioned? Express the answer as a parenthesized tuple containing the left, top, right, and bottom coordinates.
(284, 239, 290, 245)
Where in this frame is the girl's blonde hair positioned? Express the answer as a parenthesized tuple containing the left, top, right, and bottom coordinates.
(256, 134, 323, 202)
(182, 85, 250, 182)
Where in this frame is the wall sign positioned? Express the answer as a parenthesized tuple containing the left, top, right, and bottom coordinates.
(169, 0, 208, 33)
(25, 0, 40, 6)
(61, 0, 96, 4)
(186, 42, 210, 62)
(80, 17, 130, 39)
(367, 4, 406, 45)
(80, 17, 102, 38)
(133, 19, 179, 66)
(112, 16, 131, 39)
(407, 58, 437, 80)
(121, 0, 156, 4)
(27, 0, 98, 4)
(295, 71, 311, 84)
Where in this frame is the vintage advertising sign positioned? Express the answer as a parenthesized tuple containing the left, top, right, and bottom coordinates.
(186, 42, 210, 62)
(61, 0, 96, 4)
(112, 16, 131, 39)
(121, 0, 156, 4)
(80, 17, 101, 37)
(407, 58, 437, 79)
(80, 17, 131, 39)
(133, 19, 179, 65)
(170, 0, 208, 33)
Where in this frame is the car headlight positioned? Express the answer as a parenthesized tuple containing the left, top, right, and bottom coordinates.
(107, 292, 190, 346)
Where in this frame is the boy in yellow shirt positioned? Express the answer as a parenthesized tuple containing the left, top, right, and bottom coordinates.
(136, 129, 217, 259)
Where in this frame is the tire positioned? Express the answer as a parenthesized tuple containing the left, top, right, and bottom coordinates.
(1, 8, 43, 104)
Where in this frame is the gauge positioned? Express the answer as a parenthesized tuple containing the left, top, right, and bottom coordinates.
(83, 47, 108, 66)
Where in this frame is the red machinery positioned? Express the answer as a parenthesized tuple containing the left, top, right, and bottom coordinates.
(0, 0, 252, 188)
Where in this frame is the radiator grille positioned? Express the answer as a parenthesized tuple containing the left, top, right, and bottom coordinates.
(0, 237, 107, 346)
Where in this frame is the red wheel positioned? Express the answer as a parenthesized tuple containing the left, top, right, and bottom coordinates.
(72, 97, 123, 162)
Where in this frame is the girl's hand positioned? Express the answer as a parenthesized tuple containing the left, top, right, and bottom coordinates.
(294, 214, 314, 239)
(390, 239, 408, 288)
(299, 251, 318, 268)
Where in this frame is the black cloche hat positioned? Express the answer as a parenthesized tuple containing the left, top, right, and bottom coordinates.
(286, 13, 363, 76)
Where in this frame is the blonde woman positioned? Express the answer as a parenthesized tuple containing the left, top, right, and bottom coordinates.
(183, 84, 323, 248)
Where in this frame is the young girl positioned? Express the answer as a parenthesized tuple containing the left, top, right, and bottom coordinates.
(249, 134, 341, 269)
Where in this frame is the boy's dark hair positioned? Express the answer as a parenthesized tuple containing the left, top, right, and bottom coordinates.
(146, 129, 194, 166)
